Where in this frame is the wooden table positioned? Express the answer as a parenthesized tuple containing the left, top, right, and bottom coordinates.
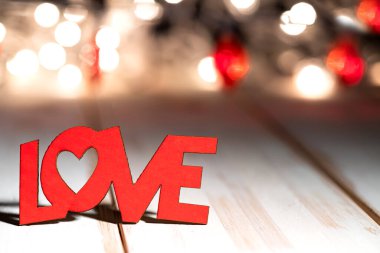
(0, 90, 379, 252)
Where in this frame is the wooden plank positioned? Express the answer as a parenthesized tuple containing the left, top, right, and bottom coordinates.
(97, 94, 380, 253)
(254, 96, 380, 217)
(0, 98, 124, 253)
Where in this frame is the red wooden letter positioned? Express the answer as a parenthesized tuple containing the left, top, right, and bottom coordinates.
(156, 136, 217, 224)
(20, 126, 127, 225)
(114, 135, 218, 224)
(19, 141, 67, 225)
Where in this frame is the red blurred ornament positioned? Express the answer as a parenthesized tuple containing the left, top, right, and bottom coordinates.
(326, 41, 365, 86)
(80, 35, 101, 86)
(213, 35, 250, 89)
(357, 0, 380, 33)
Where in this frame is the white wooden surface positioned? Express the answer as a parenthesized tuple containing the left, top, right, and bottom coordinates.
(97, 94, 380, 253)
(256, 97, 380, 216)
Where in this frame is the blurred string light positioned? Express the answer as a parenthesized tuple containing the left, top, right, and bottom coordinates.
(34, 3, 60, 28)
(294, 62, 335, 99)
(134, 0, 163, 21)
(1, 0, 377, 98)
(213, 35, 250, 88)
(226, 0, 260, 16)
(280, 11, 307, 36)
(326, 41, 365, 86)
(57, 64, 83, 93)
(336, 14, 357, 27)
(63, 5, 88, 23)
(357, 0, 380, 33)
(38, 43, 66, 70)
(197, 56, 222, 92)
(55, 21, 82, 47)
(7, 49, 39, 78)
(335, 10, 367, 32)
(289, 2, 317, 25)
(0, 23, 6, 43)
(99, 49, 120, 72)
(280, 2, 317, 36)
(95, 27, 121, 72)
(165, 0, 183, 4)
(198, 56, 218, 83)
(95, 27, 120, 49)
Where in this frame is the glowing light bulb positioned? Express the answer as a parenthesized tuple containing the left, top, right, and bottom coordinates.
(134, 0, 163, 21)
(289, 2, 317, 25)
(57, 64, 82, 92)
(55, 21, 81, 47)
(0, 23, 6, 43)
(63, 5, 88, 23)
(326, 41, 365, 86)
(34, 3, 60, 28)
(213, 36, 250, 88)
(95, 27, 120, 49)
(198, 56, 218, 83)
(99, 49, 120, 72)
(357, 0, 380, 33)
(38, 43, 66, 70)
(280, 11, 307, 36)
(295, 63, 335, 99)
(7, 49, 39, 77)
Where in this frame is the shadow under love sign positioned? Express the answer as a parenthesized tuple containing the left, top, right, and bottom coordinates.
(19, 126, 218, 225)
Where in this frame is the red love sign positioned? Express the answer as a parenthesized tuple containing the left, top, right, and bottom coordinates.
(19, 126, 217, 225)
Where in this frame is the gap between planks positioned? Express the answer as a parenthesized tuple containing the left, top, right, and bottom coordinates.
(232, 92, 380, 227)
(78, 98, 129, 253)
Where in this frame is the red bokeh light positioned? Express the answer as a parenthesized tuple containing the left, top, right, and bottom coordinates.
(357, 0, 380, 33)
(213, 35, 250, 89)
(326, 41, 365, 86)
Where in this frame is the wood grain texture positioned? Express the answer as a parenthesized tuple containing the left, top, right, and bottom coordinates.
(97, 93, 380, 253)
(254, 95, 380, 217)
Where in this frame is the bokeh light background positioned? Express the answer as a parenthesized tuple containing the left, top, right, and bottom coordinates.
(0, 0, 379, 102)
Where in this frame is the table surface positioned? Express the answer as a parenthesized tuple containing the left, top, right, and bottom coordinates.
(0, 90, 379, 253)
